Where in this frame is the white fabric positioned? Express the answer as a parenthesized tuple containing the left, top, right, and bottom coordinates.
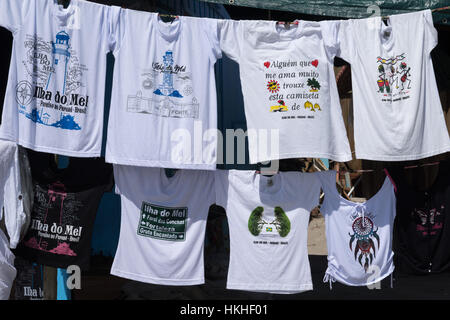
(17, 147, 33, 241)
(0, 229, 16, 300)
(318, 170, 396, 287)
(111, 166, 215, 285)
(218, 20, 352, 163)
(215, 169, 321, 294)
(0, 139, 26, 249)
(106, 11, 221, 170)
(338, 10, 450, 161)
(0, 0, 117, 157)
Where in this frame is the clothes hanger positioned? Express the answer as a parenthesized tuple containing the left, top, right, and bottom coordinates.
(57, 0, 71, 9)
(158, 13, 180, 23)
(164, 168, 178, 178)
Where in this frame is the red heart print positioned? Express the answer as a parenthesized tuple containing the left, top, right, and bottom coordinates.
(264, 61, 270, 68)
(311, 60, 318, 67)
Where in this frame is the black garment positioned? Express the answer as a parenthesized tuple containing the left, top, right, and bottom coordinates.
(13, 256, 44, 300)
(15, 150, 113, 270)
(392, 161, 450, 274)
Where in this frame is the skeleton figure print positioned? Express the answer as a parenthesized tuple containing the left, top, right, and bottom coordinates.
(376, 53, 412, 100)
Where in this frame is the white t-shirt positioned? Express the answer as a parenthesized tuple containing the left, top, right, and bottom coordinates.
(219, 20, 352, 163)
(0, 0, 116, 157)
(338, 10, 450, 161)
(0, 228, 16, 300)
(106, 11, 221, 170)
(0, 139, 26, 249)
(215, 169, 321, 294)
(318, 170, 396, 287)
(111, 165, 215, 285)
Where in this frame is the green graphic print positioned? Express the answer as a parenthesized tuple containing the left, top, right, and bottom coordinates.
(248, 206, 291, 237)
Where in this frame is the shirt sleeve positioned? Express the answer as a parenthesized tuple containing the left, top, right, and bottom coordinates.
(320, 20, 340, 58)
(0, 228, 16, 300)
(423, 9, 438, 53)
(2, 145, 26, 249)
(112, 165, 123, 196)
(336, 19, 355, 64)
(214, 169, 229, 210)
(218, 19, 242, 63)
(0, 0, 31, 33)
(291, 172, 322, 213)
(315, 170, 338, 215)
(107, 5, 123, 53)
(202, 17, 222, 61)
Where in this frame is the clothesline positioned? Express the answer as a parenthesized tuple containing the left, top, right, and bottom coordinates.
(335, 161, 441, 174)
(432, 6, 450, 13)
(113, 4, 449, 22)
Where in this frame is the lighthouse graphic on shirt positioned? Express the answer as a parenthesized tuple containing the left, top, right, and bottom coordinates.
(153, 51, 183, 98)
(17, 31, 90, 131)
(47, 31, 71, 95)
(22, 183, 84, 257)
(126, 50, 200, 119)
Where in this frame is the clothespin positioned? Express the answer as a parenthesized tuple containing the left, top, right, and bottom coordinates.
(276, 21, 299, 25)
(276, 20, 299, 30)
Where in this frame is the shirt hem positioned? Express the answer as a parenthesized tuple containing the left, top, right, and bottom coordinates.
(0, 134, 100, 158)
(226, 283, 313, 294)
(249, 152, 352, 164)
(324, 266, 395, 287)
(105, 156, 217, 170)
(111, 268, 205, 286)
(355, 146, 450, 161)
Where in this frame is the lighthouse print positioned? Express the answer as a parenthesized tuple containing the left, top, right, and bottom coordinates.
(154, 51, 183, 98)
(23, 183, 78, 256)
(47, 31, 71, 94)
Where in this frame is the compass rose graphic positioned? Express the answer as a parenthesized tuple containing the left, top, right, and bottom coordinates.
(15, 81, 33, 106)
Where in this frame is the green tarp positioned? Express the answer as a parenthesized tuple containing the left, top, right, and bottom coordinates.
(199, 0, 450, 24)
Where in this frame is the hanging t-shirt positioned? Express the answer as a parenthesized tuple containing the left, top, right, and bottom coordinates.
(106, 11, 221, 170)
(318, 170, 396, 287)
(392, 161, 450, 274)
(111, 165, 215, 285)
(0, 139, 26, 249)
(16, 150, 113, 270)
(0, 0, 118, 157)
(338, 10, 450, 161)
(215, 169, 321, 294)
(12, 256, 44, 300)
(0, 228, 16, 300)
(218, 20, 352, 164)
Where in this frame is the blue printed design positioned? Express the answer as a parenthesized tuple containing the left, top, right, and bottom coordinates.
(24, 108, 81, 131)
(154, 51, 183, 98)
(46, 31, 71, 94)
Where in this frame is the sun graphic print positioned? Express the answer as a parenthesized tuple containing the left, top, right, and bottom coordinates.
(267, 80, 280, 93)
